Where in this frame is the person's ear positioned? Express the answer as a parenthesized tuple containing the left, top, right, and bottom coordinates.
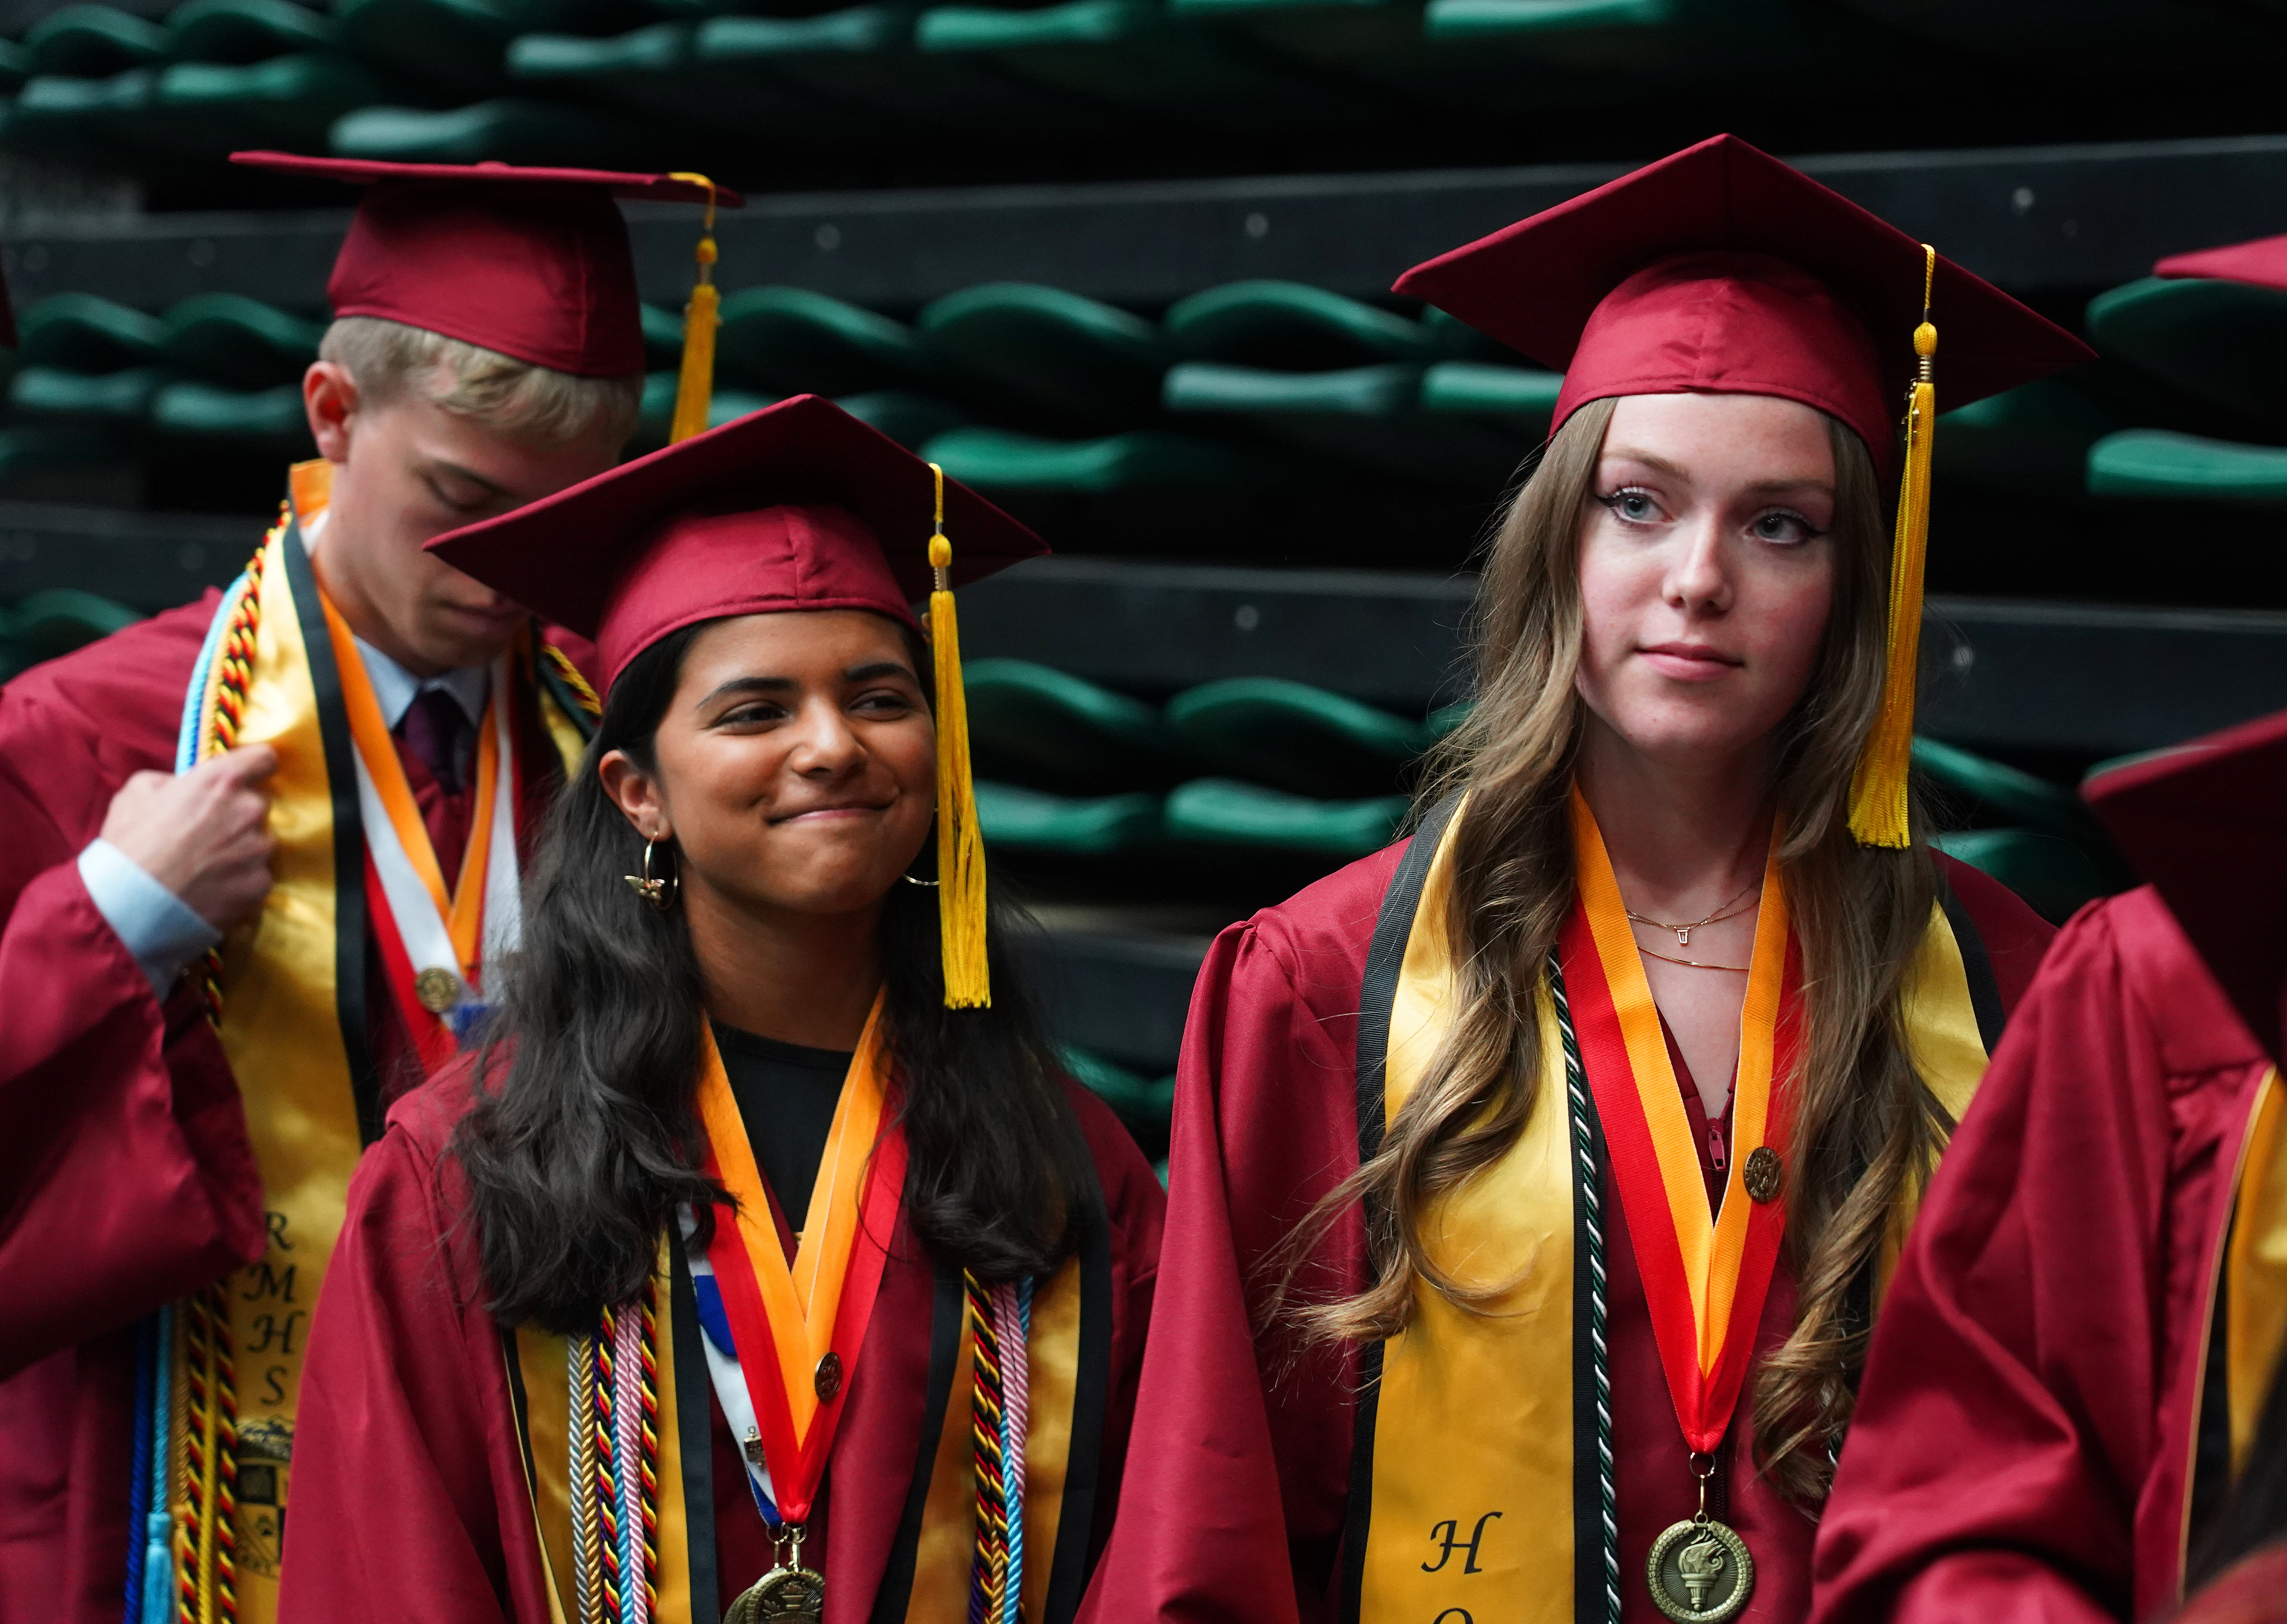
(597, 749, 669, 842)
(304, 360, 359, 463)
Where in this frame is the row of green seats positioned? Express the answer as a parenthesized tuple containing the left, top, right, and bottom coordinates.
(22, 292, 324, 387)
(2075, 268, 2287, 502)
(9, 365, 311, 447)
(0, 587, 142, 681)
(979, 777, 1412, 860)
(966, 658, 1454, 798)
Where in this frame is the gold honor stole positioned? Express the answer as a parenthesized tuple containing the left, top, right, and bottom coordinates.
(1344, 793, 2001, 1624)
(507, 1023, 1119, 1624)
(2175, 1063, 2287, 1585)
(168, 465, 592, 1623)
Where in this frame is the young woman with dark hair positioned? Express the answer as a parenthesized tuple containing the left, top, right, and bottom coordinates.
(274, 396, 1163, 1624)
(1086, 136, 2090, 1624)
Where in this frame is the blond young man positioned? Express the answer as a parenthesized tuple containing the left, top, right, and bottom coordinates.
(0, 157, 726, 1624)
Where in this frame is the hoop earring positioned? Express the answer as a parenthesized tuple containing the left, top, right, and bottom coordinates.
(624, 838, 678, 911)
(902, 872, 940, 888)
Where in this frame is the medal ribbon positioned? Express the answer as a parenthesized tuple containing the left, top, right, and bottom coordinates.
(316, 592, 516, 1065)
(1559, 786, 1801, 1454)
(694, 994, 906, 1525)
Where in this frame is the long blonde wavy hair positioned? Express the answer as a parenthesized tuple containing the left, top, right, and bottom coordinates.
(1279, 394, 1944, 1504)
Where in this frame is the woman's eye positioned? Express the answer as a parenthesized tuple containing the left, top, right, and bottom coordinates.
(853, 691, 916, 716)
(1598, 489, 1661, 525)
(718, 702, 786, 727)
(1750, 509, 1825, 545)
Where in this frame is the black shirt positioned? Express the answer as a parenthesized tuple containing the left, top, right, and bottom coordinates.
(711, 1023, 853, 1232)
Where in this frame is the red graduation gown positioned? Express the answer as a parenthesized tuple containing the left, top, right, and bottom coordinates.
(0, 595, 586, 1624)
(272, 1061, 1164, 1624)
(1081, 838, 2051, 1624)
(1809, 885, 2268, 1624)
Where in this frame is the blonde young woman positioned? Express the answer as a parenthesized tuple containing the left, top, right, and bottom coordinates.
(1083, 136, 2092, 1624)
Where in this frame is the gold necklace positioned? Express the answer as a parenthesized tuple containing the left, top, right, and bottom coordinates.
(1637, 943, 1751, 973)
(1625, 877, 1762, 948)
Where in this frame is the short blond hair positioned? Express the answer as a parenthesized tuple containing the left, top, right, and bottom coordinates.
(319, 316, 643, 448)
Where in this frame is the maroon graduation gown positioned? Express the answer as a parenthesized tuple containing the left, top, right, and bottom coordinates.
(0, 595, 587, 1624)
(1081, 838, 2052, 1624)
(272, 1060, 1164, 1624)
(1809, 885, 2268, 1624)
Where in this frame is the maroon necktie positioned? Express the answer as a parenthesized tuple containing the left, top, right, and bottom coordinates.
(394, 687, 476, 885)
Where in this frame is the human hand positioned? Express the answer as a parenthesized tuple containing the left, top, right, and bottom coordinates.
(99, 745, 279, 932)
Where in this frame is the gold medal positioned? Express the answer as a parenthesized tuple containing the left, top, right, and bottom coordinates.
(1646, 1514, 1753, 1622)
(726, 1525, 823, 1624)
(413, 966, 462, 1013)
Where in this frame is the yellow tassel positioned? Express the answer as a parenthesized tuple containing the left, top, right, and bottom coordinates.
(667, 173, 720, 445)
(1848, 244, 1938, 850)
(927, 463, 991, 1008)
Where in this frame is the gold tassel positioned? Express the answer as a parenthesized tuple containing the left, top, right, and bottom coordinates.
(1848, 244, 1938, 850)
(667, 173, 720, 445)
(927, 463, 991, 1008)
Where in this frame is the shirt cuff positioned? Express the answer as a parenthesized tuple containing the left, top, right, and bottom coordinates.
(77, 839, 222, 996)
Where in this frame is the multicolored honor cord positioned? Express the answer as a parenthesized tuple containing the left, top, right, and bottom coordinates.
(1560, 788, 1801, 1622)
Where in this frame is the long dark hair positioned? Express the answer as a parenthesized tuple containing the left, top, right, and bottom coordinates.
(454, 621, 1088, 1333)
(2189, 1364, 2287, 1592)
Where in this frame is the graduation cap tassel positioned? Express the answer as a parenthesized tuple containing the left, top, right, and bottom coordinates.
(667, 174, 720, 445)
(927, 464, 991, 1008)
(1849, 245, 1938, 851)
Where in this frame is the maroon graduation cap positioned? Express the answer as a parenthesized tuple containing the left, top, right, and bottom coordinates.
(425, 392, 1046, 689)
(230, 152, 743, 378)
(1393, 133, 2093, 474)
(2084, 709, 2287, 1065)
(2155, 232, 2287, 289)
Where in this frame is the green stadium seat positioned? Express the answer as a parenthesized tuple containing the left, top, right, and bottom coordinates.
(161, 294, 324, 389)
(1931, 827, 2111, 924)
(1163, 776, 1408, 857)
(505, 23, 842, 144)
(1419, 360, 1564, 436)
(0, 587, 141, 666)
(26, 6, 171, 78)
(1057, 1045, 1176, 1129)
(917, 0, 1378, 131)
(1936, 378, 2118, 492)
(964, 657, 1184, 794)
(0, 41, 32, 93)
(2084, 275, 2287, 434)
(832, 390, 969, 451)
(1164, 280, 1435, 370)
(1422, 0, 1805, 72)
(2086, 428, 2287, 502)
(918, 282, 1168, 426)
(714, 286, 931, 396)
(694, 6, 1125, 140)
(333, 0, 514, 97)
(157, 52, 387, 153)
(1911, 736, 2105, 847)
(150, 379, 313, 445)
(0, 425, 133, 501)
(4, 68, 168, 160)
(1161, 360, 1520, 487)
(11, 364, 168, 425)
(921, 425, 1252, 492)
(1164, 676, 1426, 797)
(170, 0, 341, 63)
(974, 780, 1164, 855)
(19, 293, 164, 372)
(330, 97, 625, 164)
